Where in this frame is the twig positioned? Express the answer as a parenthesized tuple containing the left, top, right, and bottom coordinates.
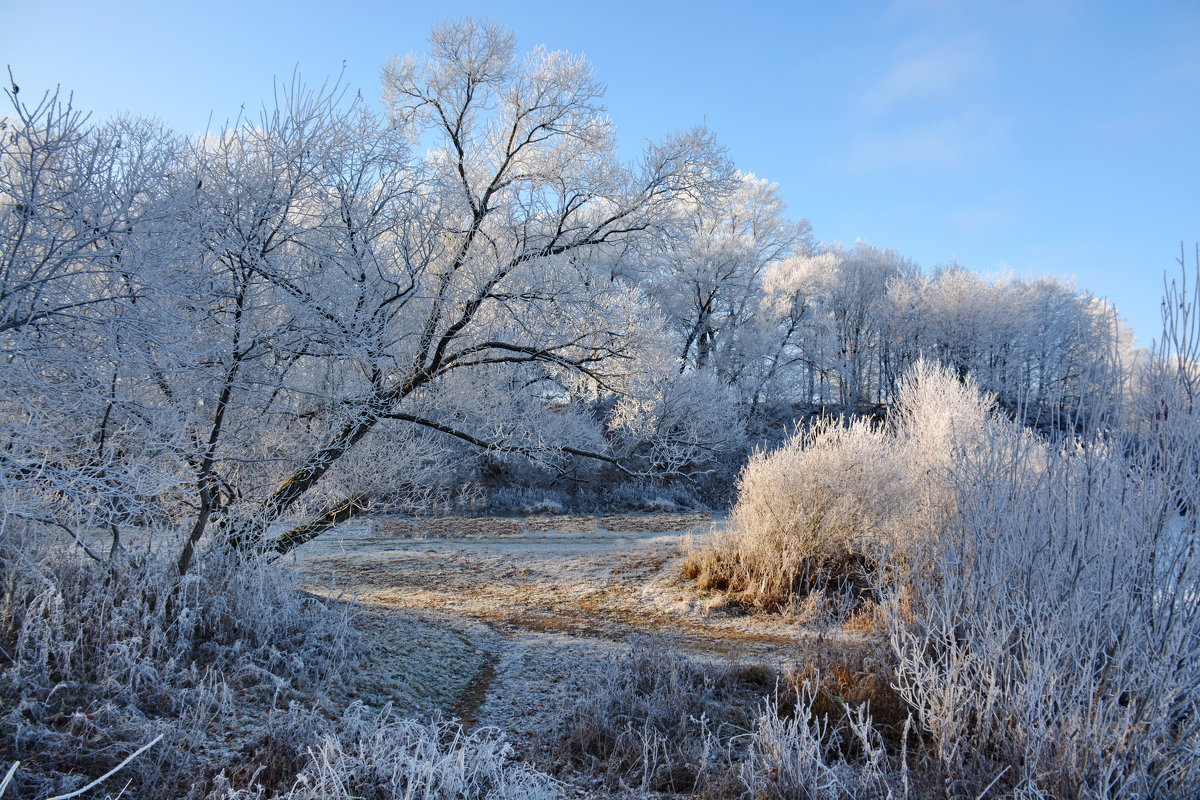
(975, 765, 1011, 800)
(44, 734, 164, 800)
(0, 761, 18, 797)
(12, 514, 103, 563)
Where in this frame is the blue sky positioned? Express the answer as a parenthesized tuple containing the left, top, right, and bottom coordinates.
(2, 0, 1196, 346)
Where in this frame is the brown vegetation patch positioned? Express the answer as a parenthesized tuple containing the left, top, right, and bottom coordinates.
(599, 512, 712, 532)
(785, 637, 909, 749)
(522, 514, 598, 532)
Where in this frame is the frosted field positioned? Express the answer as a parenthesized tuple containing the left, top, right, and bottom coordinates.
(289, 513, 865, 752)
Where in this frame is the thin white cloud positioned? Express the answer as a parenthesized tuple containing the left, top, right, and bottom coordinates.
(836, 107, 1006, 172)
(1160, 47, 1200, 85)
(887, 0, 1080, 26)
(856, 35, 991, 116)
(1093, 109, 1175, 140)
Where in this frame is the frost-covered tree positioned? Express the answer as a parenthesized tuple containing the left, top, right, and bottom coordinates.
(246, 20, 730, 552)
(755, 250, 838, 409)
(0, 82, 189, 558)
(1, 22, 736, 563)
(885, 265, 1131, 427)
(643, 173, 810, 376)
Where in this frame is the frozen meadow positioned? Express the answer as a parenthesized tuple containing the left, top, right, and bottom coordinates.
(2, 17, 1198, 800)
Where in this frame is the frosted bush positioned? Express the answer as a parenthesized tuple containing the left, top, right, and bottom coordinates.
(595, 481, 702, 512)
(888, 360, 997, 472)
(687, 360, 989, 610)
(883, 418, 1200, 796)
(524, 498, 565, 515)
(687, 417, 899, 608)
(642, 496, 680, 512)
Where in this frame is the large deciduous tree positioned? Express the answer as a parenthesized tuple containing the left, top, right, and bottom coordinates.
(244, 19, 729, 553)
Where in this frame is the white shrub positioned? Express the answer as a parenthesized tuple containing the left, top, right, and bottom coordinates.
(885, 419, 1200, 796)
(524, 498, 565, 516)
(879, 275, 1200, 796)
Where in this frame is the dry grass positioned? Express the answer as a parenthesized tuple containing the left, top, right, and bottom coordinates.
(684, 362, 989, 614)
(549, 639, 907, 799)
(783, 639, 910, 753)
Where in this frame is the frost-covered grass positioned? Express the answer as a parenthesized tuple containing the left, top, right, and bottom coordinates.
(553, 641, 753, 794)
(0, 528, 558, 799)
(217, 706, 562, 800)
(0, 527, 361, 799)
(552, 640, 908, 799)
